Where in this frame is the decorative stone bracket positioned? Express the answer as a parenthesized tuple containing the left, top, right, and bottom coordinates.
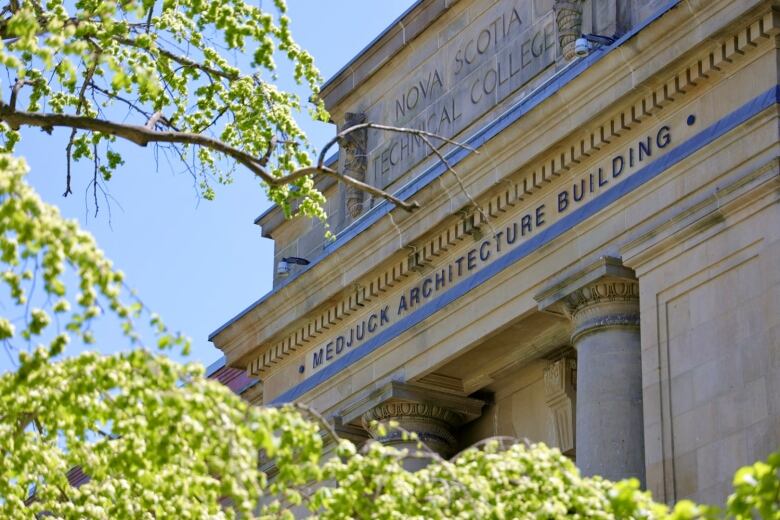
(544, 356, 577, 456)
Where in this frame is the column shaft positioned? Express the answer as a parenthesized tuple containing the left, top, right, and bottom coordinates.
(575, 326, 645, 482)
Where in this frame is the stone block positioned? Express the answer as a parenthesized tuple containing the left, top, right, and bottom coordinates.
(671, 371, 695, 415)
(691, 352, 744, 408)
(712, 377, 768, 438)
(746, 414, 780, 463)
(673, 403, 716, 454)
(739, 331, 773, 384)
(674, 450, 699, 499)
(695, 431, 747, 492)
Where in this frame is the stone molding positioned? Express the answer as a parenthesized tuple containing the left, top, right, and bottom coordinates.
(362, 401, 462, 425)
(544, 356, 577, 455)
(245, 12, 778, 377)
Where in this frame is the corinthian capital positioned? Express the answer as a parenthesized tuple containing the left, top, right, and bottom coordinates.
(352, 382, 484, 460)
(565, 278, 640, 342)
(563, 278, 639, 312)
(535, 257, 640, 342)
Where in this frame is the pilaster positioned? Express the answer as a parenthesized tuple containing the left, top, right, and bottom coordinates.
(543, 355, 577, 456)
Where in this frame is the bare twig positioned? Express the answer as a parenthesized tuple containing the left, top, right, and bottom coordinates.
(145, 1, 154, 34)
(291, 164, 418, 211)
(92, 142, 99, 217)
(317, 122, 478, 169)
(64, 57, 99, 196)
(418, 133, 495, 236)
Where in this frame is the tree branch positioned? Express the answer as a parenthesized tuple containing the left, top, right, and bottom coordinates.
(117, 37, 239, 81)
(89, 82, 179, 131)
(0, 103, 274, 178)
(418, 133, 494, 235)
(0, 105, 477, 212)
(9, 78, 35, 111)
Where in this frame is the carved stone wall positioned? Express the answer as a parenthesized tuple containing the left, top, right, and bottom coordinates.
(342, 112, 368, 218)
(555, 0, 585, 60)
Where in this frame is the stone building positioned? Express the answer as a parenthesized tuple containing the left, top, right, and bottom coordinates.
(210, 0, 780, 505)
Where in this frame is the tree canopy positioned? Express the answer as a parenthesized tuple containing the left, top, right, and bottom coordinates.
(0, 0, 777, 518)
(0, 0, 336, 219)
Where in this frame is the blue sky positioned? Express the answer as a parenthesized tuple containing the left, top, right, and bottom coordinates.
(0, 1, 417, 372)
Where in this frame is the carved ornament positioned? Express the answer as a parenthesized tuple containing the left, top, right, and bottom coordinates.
(554, 0, 585, 60)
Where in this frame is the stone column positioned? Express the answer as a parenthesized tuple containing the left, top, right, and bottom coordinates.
(352, 382, 484, 471)
(536, 257, 645, 484)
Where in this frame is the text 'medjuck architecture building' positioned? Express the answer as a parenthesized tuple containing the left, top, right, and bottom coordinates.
(211, 0, 780, 505)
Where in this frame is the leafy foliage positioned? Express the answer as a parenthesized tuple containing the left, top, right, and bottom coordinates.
(0, 154, 777, 518)
(0, 154, 186, 355)
(0, 0, 327, 218)
(727, 451, 780, 519)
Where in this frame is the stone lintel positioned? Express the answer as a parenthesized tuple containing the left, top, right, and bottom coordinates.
(534, 256, 636, 312)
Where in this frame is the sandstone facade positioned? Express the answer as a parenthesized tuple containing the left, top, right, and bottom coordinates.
(211, 0, 780, 505)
